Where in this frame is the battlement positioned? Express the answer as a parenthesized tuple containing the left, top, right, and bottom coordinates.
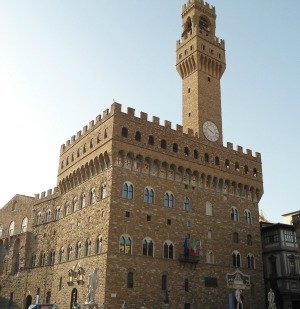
(34, 187, 59, 201)
(182, 0, 215, 15)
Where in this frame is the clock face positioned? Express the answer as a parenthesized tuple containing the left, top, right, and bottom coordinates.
(203, 121, 219, 142)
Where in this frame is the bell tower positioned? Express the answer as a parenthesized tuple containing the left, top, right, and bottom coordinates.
(176, 0, 226, 144)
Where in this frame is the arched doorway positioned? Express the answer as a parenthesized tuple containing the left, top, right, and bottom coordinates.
(70, 288, 77, 309)
(25, 295, 32, 309)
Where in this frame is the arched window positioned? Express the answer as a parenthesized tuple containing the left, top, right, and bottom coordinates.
(206, 251, 214, 264)
(80, 193, 86, 208)
(144, 187, 154, 204)
(163, 241, 174, 259)
(183, 197, 190, 212)
(104, 128, 108, 139)
(67, 245, 73, 261)
(9, 221, 15, 236)
(244, 210, 252, 224)
(45, 209, 52, 223)
(247, 254, 255, 269)
(135, 131, 141, 141)
(244, 165, 249, 174)
(59, 247, 64, 263)
(127, 271, 134, 289)
(90, 188, 96, 204)
(36, 212, 42, 225)
(215, 156, 220, 165)
(173, 143, 178, 153)
(100, 183, 107, 199)
(73, 197, 79, 212)
(46, 290, 51, 304)
(31, 254, 37, 267)
(148, 135, 154, 145)
(142, 238, 154, 257)
(233, 232, 239, 243)
(164, 192, 175, 208)
(162, 274, 168, 291)
(40, 252, 46, 266)
(75, 242, 81, 259)
(49, 251, 55, 265)
(205, 201, 213, 216)
(161, 139, 167, 149)
(184, 278, 189, 292)
(235, 162, 240, 171)
(20, 217, 28, 233)
(119, 235, 132, 254)
(55, 207, 61, 220)
(247, 234, 253, 246)
(231, 207, 239, 222)
(12, 239, 20, 274)
(204, 153, 209, 163)
(96, 236, 103, 254)
(121, 127, 128, 138)
(85, 239, 92, 256)
(122, 182, 134, 199)
(253, 168, 258, 177)
(184, 147, 190, 156)
(194, 150, 199, 159)
(199, 16, 210, 32)
(232, 251, 241, 267)
(65, 203, 70, 216)
(0, 225, 3, 238)
(225, 159, 230, 169)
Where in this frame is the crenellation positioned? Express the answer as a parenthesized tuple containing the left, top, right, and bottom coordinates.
(237, 145, 243, 153)
(41, 191, 46, 199)
(187, 128, 194, 136)
(255, 152, 262, 161)
(47, 189, 52, 196)
(165, 120, 172, 129)
(66, 140, 70, 146)
(83, 125, 88, 134)
(110, 102, 122, 114)
(140, 111, 148, 121)
(89, 120, 94, 129)
(152, 116, 160, 125)
(77, 130, 82, 139)
(227, 142, 233, 150)
(96, 114, 102, 123)
(103, 108, 109, 117)
(246, 149, 253, 156)
(127, 107, 135, 117)
(34, 194, 40, 199)
(71, 135, 76, 142)
(176, 124, 183, 133)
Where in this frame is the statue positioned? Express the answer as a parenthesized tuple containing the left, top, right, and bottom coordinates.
(268, 288, 276, 309)
(235, 288, 243, 309)
(85, 268, 99, 304)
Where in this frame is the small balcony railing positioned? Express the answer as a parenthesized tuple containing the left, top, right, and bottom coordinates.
(178, 254, 200, 269)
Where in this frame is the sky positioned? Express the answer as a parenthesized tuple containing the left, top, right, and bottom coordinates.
(0, 0, 299, 223)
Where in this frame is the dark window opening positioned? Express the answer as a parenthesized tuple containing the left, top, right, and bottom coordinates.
(173, 143, 178, 153)
(204, 153, 209, 163)
(125, 211, 130, 218)
(148, 135, 154, 145)
(127, 272, 134, 289)
(161, 139, 167, 149)
(135, 131, 141, 141)
(184, 147, 190, 156)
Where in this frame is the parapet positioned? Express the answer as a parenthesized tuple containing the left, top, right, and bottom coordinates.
(224, 142, 261, 162)
(182, 0, 215, 14)
(34, 187, 59, 201)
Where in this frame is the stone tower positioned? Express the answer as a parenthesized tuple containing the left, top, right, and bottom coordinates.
(176, 0, 226, 144)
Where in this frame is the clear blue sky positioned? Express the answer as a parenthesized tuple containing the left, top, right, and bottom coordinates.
(0, 0, 299, 223)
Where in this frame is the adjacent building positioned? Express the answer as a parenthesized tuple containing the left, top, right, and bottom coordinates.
(0, 1, 266, 308)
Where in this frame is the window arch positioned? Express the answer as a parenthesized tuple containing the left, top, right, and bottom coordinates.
(144, 187, 154, 204)
(59, 247, 64, 263)
(122, 182, 133, 199)
(253, 168, 258, 177)
(164, 192, 175, 208)
(119, 235, 132, 254)
(142, 238, 154, 257)
(20, 217, 28, 233)
(40, 252, 46, 266)
(96, 236, 103, 254)
(49, 251, 55, 265)
(235, 162, 240, 171)
(100, 183, 107, 199)
(127, 271, 134, 289)
(184, 147, 190, 156)
(80, 193, 86, 208)
(121, 127, 128, 138)
(162, 274, 168, 291)
(45, 209, 52, 223)
(231, 207, 239, 222)
(64, 203, 71, 216)
(148, 135, 154, 145)
(161, 139, 167, 149)
(199, 16, 210, 32)
(205, 201, 213, 216)
(233, 232, 239, 243)
(232, 251, 241, 267)
(204, 153, 209, 163)
(36, 212, 42, 225)
(9, 221, 15, 236)
(163, 241, 174, 259)
(247, 234, 253, 246)
(67, 245, 73, 261)
(75, 242, 82, 259)
(225, 159, 230, 169)
(90, 188, 96, 204)
(215, 156, 220, 165)
(55, 207, 61, 220)
(135, 131, 141, 141)
(206, 251, 214, 264)
(244, 165, 249, 174)
(183, 197, 190, 212)
(73, 197, 79, 212)
(85, 239, 92, 256)
(247, 254, 255, 269)
(244, 210, 252, 224)
(173, 143, 178, 153)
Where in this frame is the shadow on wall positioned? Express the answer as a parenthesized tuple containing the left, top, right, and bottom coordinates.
(0, 297, 21, 309)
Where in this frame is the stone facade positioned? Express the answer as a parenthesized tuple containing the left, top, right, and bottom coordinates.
(0, 1, 265, 308)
